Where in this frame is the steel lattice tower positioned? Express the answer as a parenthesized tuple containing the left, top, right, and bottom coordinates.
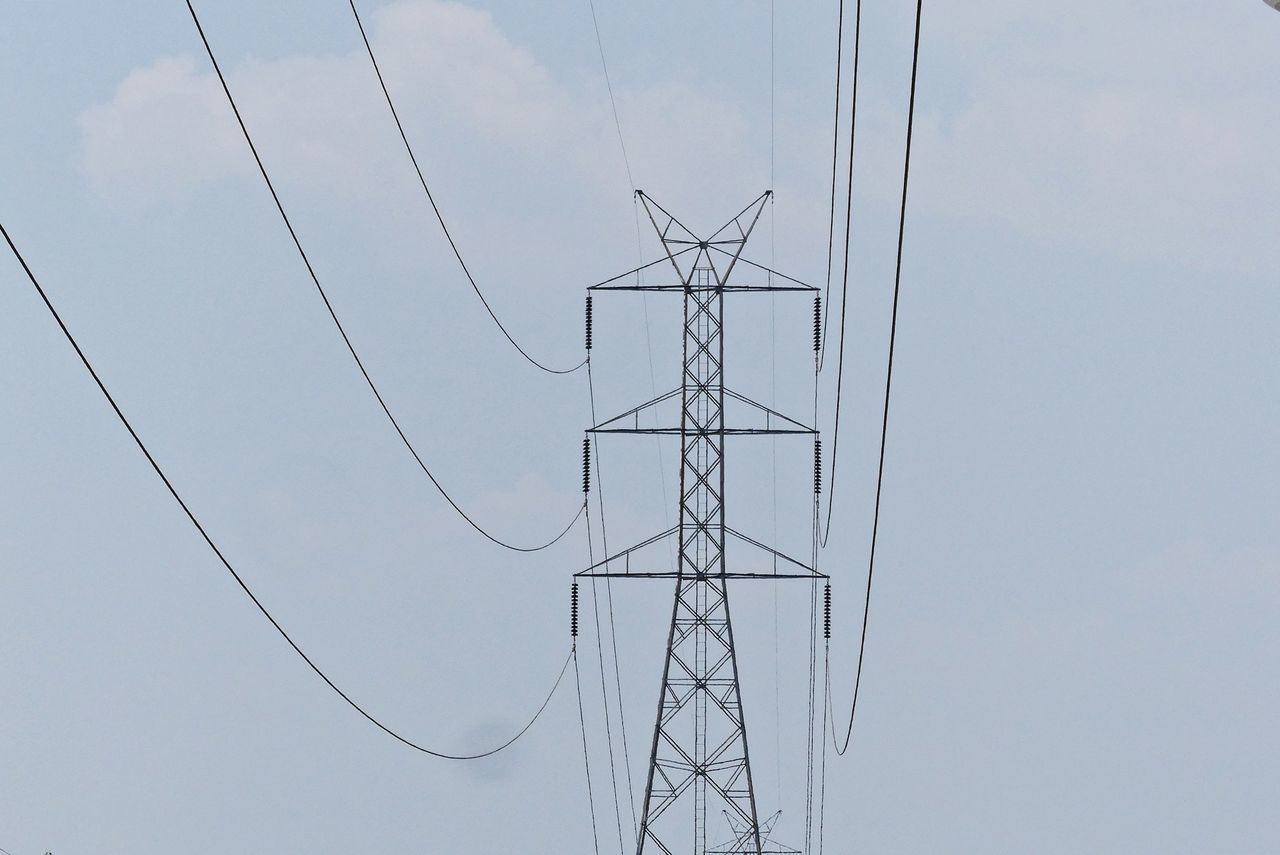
(581, 192, 824, 855)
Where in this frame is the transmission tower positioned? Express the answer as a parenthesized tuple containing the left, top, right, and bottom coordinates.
(580, 191, 824, 855)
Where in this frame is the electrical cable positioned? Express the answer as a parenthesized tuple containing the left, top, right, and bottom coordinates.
(587, 359, 640, 844)
(575, 646, 604, 855)
(586, 1, 675, 581)
(804, 576, 819, 851)
(581, 6, 646, 841)
(819, 0, 863, 373)
(818, 0, 845, 370)
(1, 221, 571, 761)
(185, 0, 584, 553)
(768, 0, 785, 814)
(819, 0, 864, 546)
(584, 502, 628, 854)
(817, 646, 831, 852)
(346, 0, 585, 376)
(586, 0, 636, 192)
(582, 0, 673, 575)
(805, 261, 824, 851)
(832, 0, 925, 757)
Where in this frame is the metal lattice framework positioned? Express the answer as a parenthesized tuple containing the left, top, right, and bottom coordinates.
(581, 192, 823, 855)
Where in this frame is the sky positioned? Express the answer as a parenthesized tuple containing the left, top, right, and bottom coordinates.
(2, 1, 1278, 853)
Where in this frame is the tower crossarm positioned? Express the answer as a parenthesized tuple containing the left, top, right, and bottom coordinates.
(590, 387, 814, 436)
(590, 282, 815, 294)
(575, 525, 824, 580)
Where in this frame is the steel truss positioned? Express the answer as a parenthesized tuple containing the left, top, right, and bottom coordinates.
(585, 191, 819, 855)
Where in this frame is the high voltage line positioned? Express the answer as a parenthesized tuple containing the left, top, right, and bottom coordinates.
(819, 0, 864, 376)
(574, 644, 604, 855)
(819, 0, 864, 548)
(586, 358, 641, 848)
(829, 0, 926, 758)
(6, 0, 931, 845)
(0, 221, 570, 761)
(185, 0, 585, 553)
(580, 3, 650, 849)
(347, 0, 586, 377)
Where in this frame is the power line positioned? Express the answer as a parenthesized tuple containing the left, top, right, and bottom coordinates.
(574, 647, 604, 855)
(769, 0, 784, 812)
(1, 220, 571, 761)
(583, 0, 674, 574)
(819, 0, 863, 373)
(832, 0, 925, 757)
(817, 647, 831, 852)
(346, 0, 585, 377)
(586, 0, 636, 192)
(587, 358, 640, 844)
(584, 501, 628, 853)
(582, 7, 644, 843)
(185, 0, 583, 553)
(819, 0, 864, 547)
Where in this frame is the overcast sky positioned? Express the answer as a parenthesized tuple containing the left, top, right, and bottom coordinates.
(2, 1, 1279, 853)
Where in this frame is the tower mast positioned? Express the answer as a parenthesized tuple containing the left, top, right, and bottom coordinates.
(581, 191, 823, 855)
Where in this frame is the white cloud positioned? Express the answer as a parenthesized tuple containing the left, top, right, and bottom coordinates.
(79, 0, 1280, 275)
(79, 55, 248, 194)
(372, 0, 566, 140)
(78, 1, 585, 195)
(911, 1, 1280, 270)
(75, 0, 799, 247)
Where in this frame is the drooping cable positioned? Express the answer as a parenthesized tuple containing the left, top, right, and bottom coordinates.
(833, 0, 924, 756)
(1, 221, 571, 761)
(581, 7, 647, 839)
(819, 0, 865, 546)
(587, 359, 640, 844)
(586, 0, 636, 192)
(583, 501, 628, 853)
(768, 0, 785, 813)
(574, 647, 604, 855)
(805, 318, 823, 851)
(819, 0, 863, 372)
(582, 0, 674, 573)
(346, 0, 585, 376)
(819, 0, 845, 368)
(818, 645, 831, 852)
(803, 576, 819, 851)
(185, 0, 583, 552)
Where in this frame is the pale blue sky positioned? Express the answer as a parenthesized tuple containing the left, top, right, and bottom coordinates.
(2, 2, 1279, 853)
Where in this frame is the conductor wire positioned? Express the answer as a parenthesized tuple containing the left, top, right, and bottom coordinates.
(832, 0, 925, 756)
(587, 358, 640, 843)
(348, 0, 585, 376)
(820, 0, 864, 545)
(819, 0, 863, 372)
(575, 646, 604, 855)
(1, 221, 571, 761)
(186, 0, 584, 552)
(584, 500, 628, 853)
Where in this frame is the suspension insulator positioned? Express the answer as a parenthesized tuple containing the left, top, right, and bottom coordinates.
(814, 437, 823, 495)
(571, 582, 580, 638)
(585, 294, 594, 351)
(824, 583, 832, 640)
(813, 295, 822, 353)
(582, 437, 592, 494)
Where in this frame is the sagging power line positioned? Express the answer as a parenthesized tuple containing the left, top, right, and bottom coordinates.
(0, 221, 570, 761)
(347, 0, 586, 376)
(186, 0, 584, 554)
(829, 0, 926, 758)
